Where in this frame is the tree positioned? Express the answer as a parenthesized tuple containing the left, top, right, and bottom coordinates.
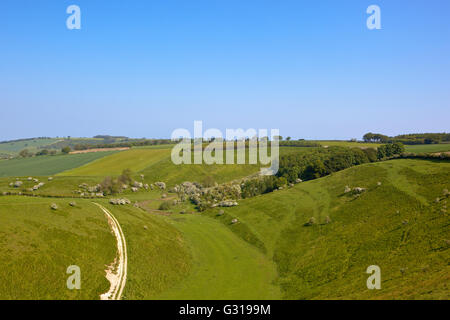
(286, 137, 291, 141)
(377, 142, 405, 159)
(19, 149, 31, 158)
(363, 132, 389, 143)
(363, 133, 374, 142)
(35, 149, 49, 156)
(61, 146, 71, 154)
(118, 168, 133, 185)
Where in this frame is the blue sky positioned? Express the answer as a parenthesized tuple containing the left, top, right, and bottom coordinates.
(1, 0, 449, 141)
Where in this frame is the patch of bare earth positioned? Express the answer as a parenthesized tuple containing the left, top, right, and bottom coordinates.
(69, 147, 130, 154)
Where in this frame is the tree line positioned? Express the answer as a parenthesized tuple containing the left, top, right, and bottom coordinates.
(241, 143, 406, 199)
(363, 132, 450, 145)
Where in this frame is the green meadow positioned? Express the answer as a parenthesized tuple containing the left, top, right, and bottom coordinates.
(404, 143, 450, 154)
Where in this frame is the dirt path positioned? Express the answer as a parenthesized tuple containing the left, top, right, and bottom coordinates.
(93, 203, 128, 300)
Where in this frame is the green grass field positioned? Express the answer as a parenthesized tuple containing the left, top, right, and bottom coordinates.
(152, 213, 280, 299)
(0, 152, 118, 178)
(316, 141, 381, 148)
(0, 197, 115, 299)
(404, 144, 450, 154)
(205, 159, 450, 299)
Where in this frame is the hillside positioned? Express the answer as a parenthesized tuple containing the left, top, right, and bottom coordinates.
(205, 159, 450, 299)
(0, 196, 193, 300)
(0, 138, 61, 157)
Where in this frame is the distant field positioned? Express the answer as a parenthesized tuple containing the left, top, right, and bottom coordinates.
(0, 151, 118, 178)
(0, 197, 115, 299)
(405, 144, 450, 154)
(316, 141, 381, 148)
(206, 159, 450, 299)
(0, 138, 61, 156)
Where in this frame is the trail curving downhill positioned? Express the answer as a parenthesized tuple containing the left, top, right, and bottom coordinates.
(93, 202, 127, 300)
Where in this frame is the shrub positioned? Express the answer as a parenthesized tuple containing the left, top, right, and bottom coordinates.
(118, 168, 133, 185)
(35, 149, 49, 156)
(202, 176, 216, 188)
(61, 146, 71, 154)
(19, 149, 31, 158)
(159, 201, 173, 211)
(100, 176, 120, 195)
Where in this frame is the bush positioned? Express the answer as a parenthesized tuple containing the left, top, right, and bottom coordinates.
(100, 176, 120, 195)
(159, 201, 173, 211)
(202, 176, 216, 188)
(35, 149, 49, 156)
(377, 142, 405, 159)
(61, 146, 71, 154)
(19, 149, 32, 158)
(118, 168, 133, 185)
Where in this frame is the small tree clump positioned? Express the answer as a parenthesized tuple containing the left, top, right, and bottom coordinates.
(61, 146, 71, 154)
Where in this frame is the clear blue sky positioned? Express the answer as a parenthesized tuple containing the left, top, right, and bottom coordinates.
(1, 0, 449, 141)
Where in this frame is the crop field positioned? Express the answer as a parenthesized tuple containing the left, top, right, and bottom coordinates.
(205, 159, 450, 299)
(0, 151, 118, 178)
(60, 148, 172, 176)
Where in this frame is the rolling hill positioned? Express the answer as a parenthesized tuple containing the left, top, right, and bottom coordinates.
(204, 159, 450, 299)
(0, 142, 448, 300)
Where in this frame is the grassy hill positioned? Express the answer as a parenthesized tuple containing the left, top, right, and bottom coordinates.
(0, 138, 61, 157)
(0, 196, 196, 300)
(0, 197, 115, 299)
(205, 159, 450, 299)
